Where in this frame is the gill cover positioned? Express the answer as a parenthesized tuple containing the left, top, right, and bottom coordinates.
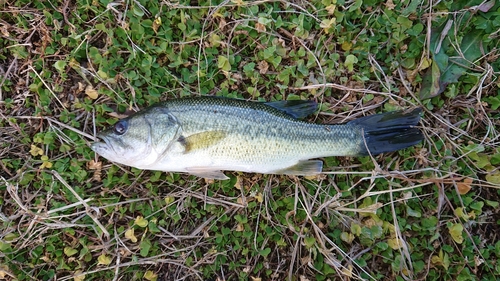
(142, 106, 182, 157)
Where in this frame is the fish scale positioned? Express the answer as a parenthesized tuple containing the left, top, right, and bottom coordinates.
(166, 100, 360, 161)
(91, 96, 423, 179)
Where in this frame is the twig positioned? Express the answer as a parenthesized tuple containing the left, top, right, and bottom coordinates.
(51, 170, 110, 240)
(28, 65, 67, 110)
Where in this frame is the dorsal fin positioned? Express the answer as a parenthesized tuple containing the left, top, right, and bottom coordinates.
(264, 100, 318, 119)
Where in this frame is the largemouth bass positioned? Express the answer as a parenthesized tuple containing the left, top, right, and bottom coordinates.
(91, 97, 423, 179)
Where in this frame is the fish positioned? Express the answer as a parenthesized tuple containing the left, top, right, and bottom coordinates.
(91, 96, 423, 180)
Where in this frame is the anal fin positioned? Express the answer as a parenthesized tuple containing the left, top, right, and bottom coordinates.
(274, 160, 323, 176)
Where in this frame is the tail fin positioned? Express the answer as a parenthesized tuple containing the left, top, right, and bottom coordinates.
(349, 108, 423, 155)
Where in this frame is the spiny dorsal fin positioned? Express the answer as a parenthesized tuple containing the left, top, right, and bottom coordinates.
(179, 131, 227, 153)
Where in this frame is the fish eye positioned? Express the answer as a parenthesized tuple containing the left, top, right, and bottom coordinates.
(113, 120, 128, 135)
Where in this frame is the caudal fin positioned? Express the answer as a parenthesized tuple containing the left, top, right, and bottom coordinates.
(349, 108, 424, 155)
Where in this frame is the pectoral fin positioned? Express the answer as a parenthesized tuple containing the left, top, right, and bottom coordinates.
(179, 131, 227, 153)
(186, 167, 229, 180)
(274, 160, 323, 176)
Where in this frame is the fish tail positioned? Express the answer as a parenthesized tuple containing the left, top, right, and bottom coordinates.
(349, 108, 424, 155)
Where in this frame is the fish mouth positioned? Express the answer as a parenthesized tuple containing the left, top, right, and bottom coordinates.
(91, 135, 115, 155)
